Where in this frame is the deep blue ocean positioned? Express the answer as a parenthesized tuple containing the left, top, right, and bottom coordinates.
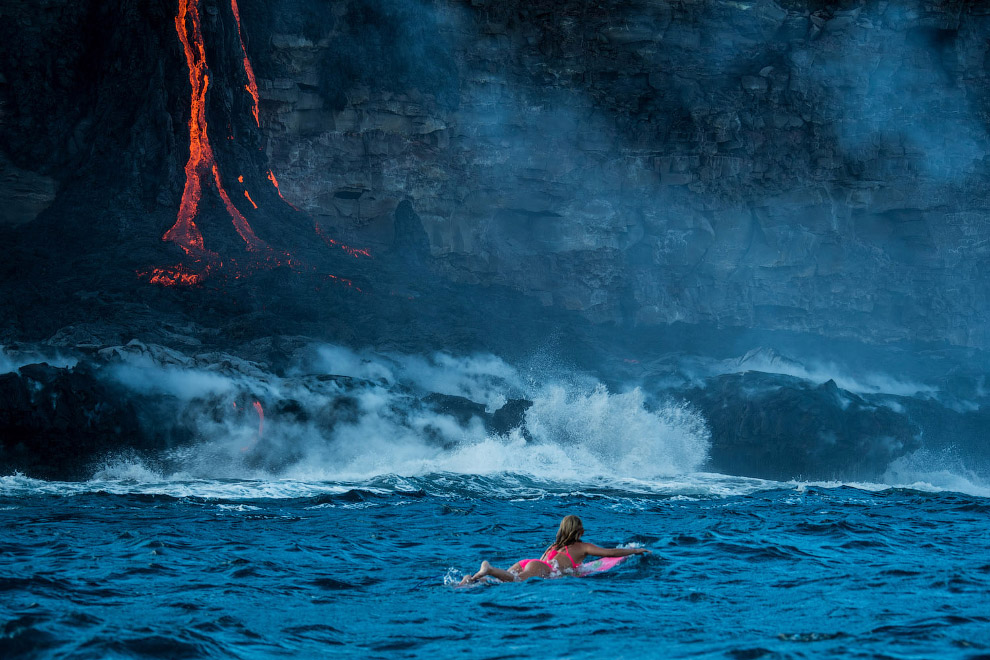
(2, 473, 988, 660)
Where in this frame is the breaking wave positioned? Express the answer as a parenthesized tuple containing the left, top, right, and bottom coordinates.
(91, 343, 711, 484)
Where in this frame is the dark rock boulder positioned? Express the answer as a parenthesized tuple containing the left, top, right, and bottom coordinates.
(489, 398, 533, 437)
(684, 372, 921, 482)
(421, 393, 534, 438)
(0, 363, 146, 480)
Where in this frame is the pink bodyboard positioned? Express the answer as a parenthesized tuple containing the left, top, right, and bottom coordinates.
(576, 555, 628, 576)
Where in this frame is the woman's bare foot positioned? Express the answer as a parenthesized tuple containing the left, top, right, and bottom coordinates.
(459, 560, 492, 585)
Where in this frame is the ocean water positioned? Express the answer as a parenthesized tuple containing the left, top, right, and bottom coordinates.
(2, 473, 989, 660)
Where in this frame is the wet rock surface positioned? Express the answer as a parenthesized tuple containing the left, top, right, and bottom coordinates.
(3, 339, 988, 484)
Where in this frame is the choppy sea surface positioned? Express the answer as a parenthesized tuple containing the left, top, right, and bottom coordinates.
(2, 472, 989, 660)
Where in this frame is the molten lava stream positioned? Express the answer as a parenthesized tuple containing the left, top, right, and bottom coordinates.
(138, 265, 207, 287)
(240, 400, 265, 452)
(267, 169, 300, 211)
(146, 0, 324, 287)
(230, 0, 261, 127)
(314, 222, 373, 259)
(163, 0, 269, 261)
(163, 0, 214, 259)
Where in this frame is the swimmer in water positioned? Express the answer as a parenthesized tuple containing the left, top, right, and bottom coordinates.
(459, 515, 650, 584)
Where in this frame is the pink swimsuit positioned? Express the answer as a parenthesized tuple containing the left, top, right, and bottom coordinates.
(518, 545, 578, 575)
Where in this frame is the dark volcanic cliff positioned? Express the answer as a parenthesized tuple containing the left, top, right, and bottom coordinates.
(253, 0, 990, 347)
(1, 0, 990, 352)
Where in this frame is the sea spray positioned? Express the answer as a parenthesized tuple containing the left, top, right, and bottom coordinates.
(524, 384, 709, 478)
(90, 343, 711, 483)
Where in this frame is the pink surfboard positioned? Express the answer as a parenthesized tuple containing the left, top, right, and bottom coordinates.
(576, 555, 628, 576)
(454, 555, 631, 587)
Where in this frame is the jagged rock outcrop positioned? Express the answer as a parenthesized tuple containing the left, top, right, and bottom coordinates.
(0, 154, 56, 226)
(4, 339, 990, 483)
(683, 372, 921, 481)
(421, 393, 533, 438)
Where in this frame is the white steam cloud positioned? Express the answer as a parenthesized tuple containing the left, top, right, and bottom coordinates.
(0, 345, 77, 374)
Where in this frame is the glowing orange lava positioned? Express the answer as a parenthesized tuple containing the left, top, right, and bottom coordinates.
(240, 400, 266, 452)
(267, 169, 300, 211)
(137, 264, 208, 286)
(164, 0, 267, 261)
(252, 400, 264, 436)
(144, 0, 361, 294)
(342, 245, 372, 259)
(327, 274, 361, 292)
(230, 0, 261, 127)
(314, 222, 372, 259)
(164, 0, 213, 257)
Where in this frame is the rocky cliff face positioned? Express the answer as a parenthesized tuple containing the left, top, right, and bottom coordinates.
(1, 0, 989, 352)
(250, 0, 990, 346)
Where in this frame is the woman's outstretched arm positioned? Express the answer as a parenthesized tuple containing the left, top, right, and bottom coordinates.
(579, 542, 650, 558)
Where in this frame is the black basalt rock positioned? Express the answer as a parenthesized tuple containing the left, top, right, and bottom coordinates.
(684, 372, 921, 482)
(0, 363, 146, 480)
(489, 398, 533, 437)
(421, 393, 488, 427)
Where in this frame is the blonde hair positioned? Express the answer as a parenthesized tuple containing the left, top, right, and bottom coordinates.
(551, 515, 584, 550)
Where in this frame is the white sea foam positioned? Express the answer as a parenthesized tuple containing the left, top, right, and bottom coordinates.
(4, 342, 987, 501)
(879, 449, 990, 498)
(215, 503, 261, 511)
(719, 348, 935, 397)
(81, 344, 713, 486)
(792, 454, 990, 499)
(4, 467, 988, 501)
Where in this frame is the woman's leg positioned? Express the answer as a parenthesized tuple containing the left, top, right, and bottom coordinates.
(482, 565, 519, 582)
(460, 560, 534, 584)
(459, 559, 552, 584)
(460, 560, 514, 584)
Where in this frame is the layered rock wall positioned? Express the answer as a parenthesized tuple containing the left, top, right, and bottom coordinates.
(254, 0, 990, 346)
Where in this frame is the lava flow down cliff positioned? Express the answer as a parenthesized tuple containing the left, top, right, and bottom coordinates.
(143, 0, 373, 287)
(145, 0, 278, 285)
